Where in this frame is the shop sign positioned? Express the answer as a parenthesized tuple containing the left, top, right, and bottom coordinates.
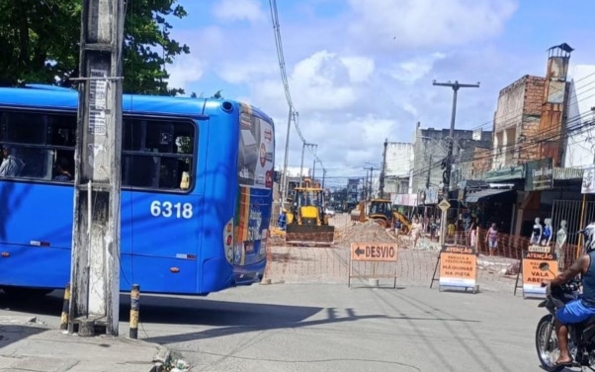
(525, 158, 553, 191)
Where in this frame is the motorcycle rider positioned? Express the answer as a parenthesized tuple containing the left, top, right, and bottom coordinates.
(543, 221, 595, 367)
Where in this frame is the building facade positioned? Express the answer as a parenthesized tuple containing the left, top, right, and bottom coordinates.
(411, 123, 492, 194)
(562, 64, 595, 169)
(384, 141, 413, 199)
(491, 75, 545, 169)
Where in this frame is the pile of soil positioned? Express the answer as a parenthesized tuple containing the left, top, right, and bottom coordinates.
(338, 221, 397, 247)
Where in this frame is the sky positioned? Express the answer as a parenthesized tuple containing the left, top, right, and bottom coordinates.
(164, 0, 595, 188)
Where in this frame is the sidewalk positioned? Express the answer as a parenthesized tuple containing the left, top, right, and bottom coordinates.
(0, 315, 175, 372)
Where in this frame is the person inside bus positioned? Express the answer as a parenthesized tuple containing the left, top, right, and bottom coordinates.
(52, 157, 73, 182)
(0, 146, 25, 177)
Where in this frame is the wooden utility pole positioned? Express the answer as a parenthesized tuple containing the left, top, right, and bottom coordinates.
(69, 0, 126, 337)
(432, 80, 480, 246)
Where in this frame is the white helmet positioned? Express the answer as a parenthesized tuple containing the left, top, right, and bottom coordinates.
(581, 222, 595, 252)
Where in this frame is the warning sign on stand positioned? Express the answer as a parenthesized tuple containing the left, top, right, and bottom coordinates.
(520, 251, 558, 297)
(432, 245, 478, 293)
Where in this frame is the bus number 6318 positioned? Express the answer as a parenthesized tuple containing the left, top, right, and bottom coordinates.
(150, 201, 193, 219)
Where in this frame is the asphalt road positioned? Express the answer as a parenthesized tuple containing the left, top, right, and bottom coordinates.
(0, 282, 552, 372)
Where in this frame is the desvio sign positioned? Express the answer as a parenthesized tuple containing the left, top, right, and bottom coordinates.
(350, 243, 397, 262)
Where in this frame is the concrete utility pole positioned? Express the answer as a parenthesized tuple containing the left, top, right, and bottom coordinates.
(379, 139, 388, 199)
(280, 110, 295, 209)
(432, 80, 480, 246)
(363, 166, 374, 200)
(299, 142, 316, 187)
(312, 158, 316, 182)
(69, 0, 126, 336)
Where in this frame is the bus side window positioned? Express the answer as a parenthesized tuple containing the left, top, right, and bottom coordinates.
(0, 111, 76, 181)
(122, 118, 196, 192)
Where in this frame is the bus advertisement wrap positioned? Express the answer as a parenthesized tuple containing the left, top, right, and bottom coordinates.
(238, 103, 274, 189)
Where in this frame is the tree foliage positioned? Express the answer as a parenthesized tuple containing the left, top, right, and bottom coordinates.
(0, 0, 190, 95)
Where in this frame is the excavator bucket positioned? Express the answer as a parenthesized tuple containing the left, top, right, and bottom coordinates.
(285, 223, 335, 246)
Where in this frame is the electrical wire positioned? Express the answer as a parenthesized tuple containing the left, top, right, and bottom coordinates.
(410, 106, 595, 181)
(463, 71, 595, 132)
(409, 83, 595, 179)
(327, 90, 595, 187)
(268, 0, 325, 172)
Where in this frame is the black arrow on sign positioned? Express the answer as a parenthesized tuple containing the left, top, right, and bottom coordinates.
(355, 247, 364, 256)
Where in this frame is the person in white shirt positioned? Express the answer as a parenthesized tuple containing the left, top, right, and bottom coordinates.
(0, 146, 24, 177)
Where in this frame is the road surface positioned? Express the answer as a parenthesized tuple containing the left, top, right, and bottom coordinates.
(1, 283, 548, 372)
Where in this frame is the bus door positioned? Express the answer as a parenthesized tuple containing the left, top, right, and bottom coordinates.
(124, 117, 199, 294)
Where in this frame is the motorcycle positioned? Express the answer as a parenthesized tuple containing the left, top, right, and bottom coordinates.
(535, 262, 595, 371)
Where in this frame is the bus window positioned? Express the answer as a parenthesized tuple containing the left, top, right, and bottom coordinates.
(0, 111, 76, 181)
(122, 118, 196, 192)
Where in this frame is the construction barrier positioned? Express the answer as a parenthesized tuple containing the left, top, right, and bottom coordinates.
(431, 245, 478, 294)
(348, 242, 398, 288)
(514, 245, 559, 298)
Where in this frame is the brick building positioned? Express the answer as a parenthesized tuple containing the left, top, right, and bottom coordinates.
(471, 147, 492, 178)
(491, 75, 545, 169)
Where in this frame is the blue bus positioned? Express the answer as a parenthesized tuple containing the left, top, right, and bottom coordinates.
(0, 84, 275, 296)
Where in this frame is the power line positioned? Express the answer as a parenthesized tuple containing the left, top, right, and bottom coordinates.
(410, 107, 595, 181)
(268, 0, 324, 171)
(463, 71, 595, 132)
(410, 83, 595, 181)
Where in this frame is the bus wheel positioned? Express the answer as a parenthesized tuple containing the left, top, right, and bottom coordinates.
(1, 286, 54, 299)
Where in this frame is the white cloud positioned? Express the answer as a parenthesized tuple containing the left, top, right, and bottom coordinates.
(166, 56, 205, 92)
(341, 56, 375, 83)
(390, 52, 446, 84)
(251, 50, 373, 114)
(217, 59, 278, 84)
(168, 0, 525, 180)
(347, 0, 517, 50)
(212, 0, 266, 23)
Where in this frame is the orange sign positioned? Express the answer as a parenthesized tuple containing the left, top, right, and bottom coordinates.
(439, 247, 477, 289)
(350, 243, 397, 262)
(522, 251, 558, 295)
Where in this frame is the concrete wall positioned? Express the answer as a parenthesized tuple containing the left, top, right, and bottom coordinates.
(384, 176, 409, 195)
(411, 124, 492, 193)
(385, 142, 413, 177)
(563, 64, 595, 168)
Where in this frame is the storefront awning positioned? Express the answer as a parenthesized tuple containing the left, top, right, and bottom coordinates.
(465, 188, 514, 203)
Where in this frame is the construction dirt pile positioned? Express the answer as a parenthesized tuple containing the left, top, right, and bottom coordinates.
(338, 221, 397, 247)
(268, 235, 285, 247)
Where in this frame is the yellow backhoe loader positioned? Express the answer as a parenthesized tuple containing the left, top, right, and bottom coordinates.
(351, 198, 411, 234)
(285, 179, 335, 245)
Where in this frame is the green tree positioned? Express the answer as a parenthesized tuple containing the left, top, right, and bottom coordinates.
(211, 90, 223, 99)
(0, 0, 190, 95)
